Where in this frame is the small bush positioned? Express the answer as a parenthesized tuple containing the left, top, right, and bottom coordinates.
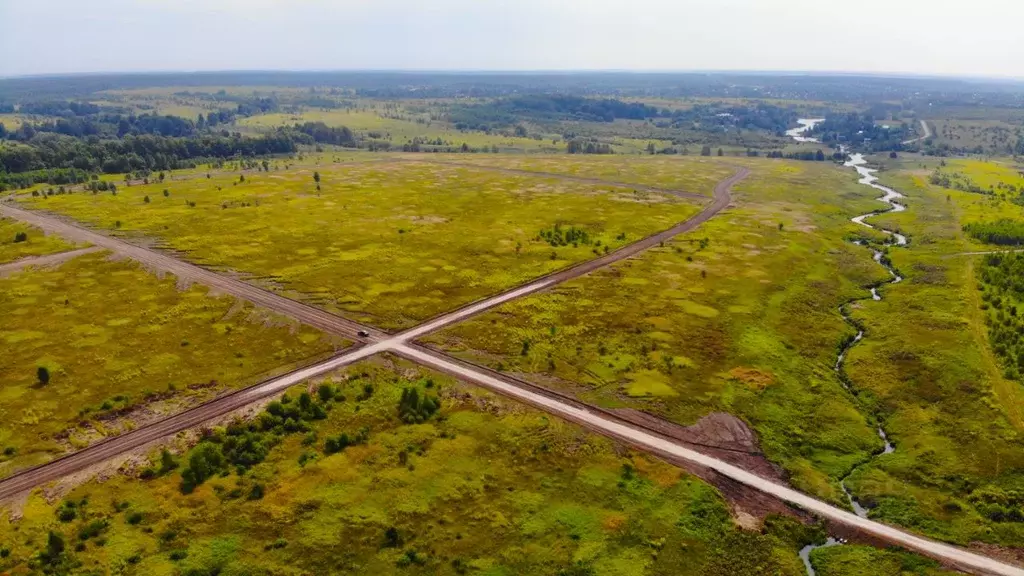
(13, 231, 27, 243)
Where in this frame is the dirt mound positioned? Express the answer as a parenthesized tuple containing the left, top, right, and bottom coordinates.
(614, 409, 800, 524)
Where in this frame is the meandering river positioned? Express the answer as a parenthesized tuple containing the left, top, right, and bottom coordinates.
(788, 121, 905, 575)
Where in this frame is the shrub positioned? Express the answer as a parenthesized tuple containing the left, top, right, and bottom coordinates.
(13, 231, 27, 243)
(248, 483, 265, 500)
(398, 387, 440, 424)
(126, 511, 144, 525)
(37, 366, 50, 385)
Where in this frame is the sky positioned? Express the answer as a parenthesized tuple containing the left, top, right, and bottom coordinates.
(2, 0, 1022, 78)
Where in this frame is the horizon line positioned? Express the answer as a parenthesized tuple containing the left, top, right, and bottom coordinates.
(2, 68, 1024, 84)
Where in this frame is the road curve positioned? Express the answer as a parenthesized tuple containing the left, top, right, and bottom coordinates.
(396, 167, 748, 341)
(0, 203, 384, 342)
(902, 119, 932, 145)
(392, 343, 1023, 576)
(400, 157, 711, 201)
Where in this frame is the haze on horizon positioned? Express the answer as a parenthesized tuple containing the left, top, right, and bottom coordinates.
(1, 0, 1022, 79)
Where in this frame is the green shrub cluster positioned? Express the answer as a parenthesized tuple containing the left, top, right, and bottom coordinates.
(964, 219, 1024, 245)
(979, 253, 1024, 379)
(538, 223, 592, 247)
(323, 427, 369, 454)
(179, 391, 331, 493)
(398, 387, 440, 424)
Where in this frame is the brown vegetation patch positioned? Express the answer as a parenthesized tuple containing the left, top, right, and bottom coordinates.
(727, 366, 775, 390)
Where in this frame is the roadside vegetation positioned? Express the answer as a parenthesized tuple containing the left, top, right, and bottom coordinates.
(0, 361, 828, 576)
(18, 159, 703, 329)
(0, 251, 336, 476)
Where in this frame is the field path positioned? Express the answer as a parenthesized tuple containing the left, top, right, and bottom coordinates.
(401, 157, 711, 200)
(0, 246, 101, 276)
(0, 203, 385, 342)
(902, 119, 932, 144)
(395, 167, 746, 341)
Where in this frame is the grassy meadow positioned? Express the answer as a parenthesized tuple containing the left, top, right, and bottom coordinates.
(429, 154, 737, 196)
(425, 158, 898, 503)
(0, 251, 337, 476)
(0, 218, 79, 264)
(19, 159, 705, 329)
(0, 359, 836, 576)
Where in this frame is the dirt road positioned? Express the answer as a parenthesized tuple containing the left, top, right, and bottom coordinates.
(0, 342, 385, 501)
(396, 167, 747, 341)
(392, 343, 1024, 576)
(0, 246, 101, 276)
(902, 119, 932, 145)
(401, 157, 711, 201)
(0, 204, 384, 342)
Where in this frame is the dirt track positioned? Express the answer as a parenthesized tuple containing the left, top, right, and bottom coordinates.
(400, 157, 711, 200)
(0, 204, 383, 342)
(396, 167, 745, 341)
(0, 246, 101, 276)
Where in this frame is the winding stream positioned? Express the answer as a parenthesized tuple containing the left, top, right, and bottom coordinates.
(788, 122, 905, 575)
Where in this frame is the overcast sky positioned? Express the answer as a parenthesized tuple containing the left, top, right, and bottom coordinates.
(2, 0, 1022, 78)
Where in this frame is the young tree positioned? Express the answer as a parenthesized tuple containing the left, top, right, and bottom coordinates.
(37, 366, 50, 385)
(46, 531, 65, 562)
(717, 148, 724, 157)
(313, 171, 321, 185)
(701, 145, 712, 156)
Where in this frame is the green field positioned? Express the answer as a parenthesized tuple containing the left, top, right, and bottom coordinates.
(0, 359, 834, 576)
(238, 109, 564, 152)
(0, 217, 78, 264)
(19, 159, 706, 329)
(0, 251, 337, 476)
(428, 154, 737, 196)
(425, 158, 897, 502)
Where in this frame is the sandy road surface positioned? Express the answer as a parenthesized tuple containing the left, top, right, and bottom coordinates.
(0, 203, 383, 342)
(0, 246, 101, 275)
(401, 157, 711, 201)
(393, 343, 1023, 576)
(396, 167, 747, 341)
(902, 119, 932, 144)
